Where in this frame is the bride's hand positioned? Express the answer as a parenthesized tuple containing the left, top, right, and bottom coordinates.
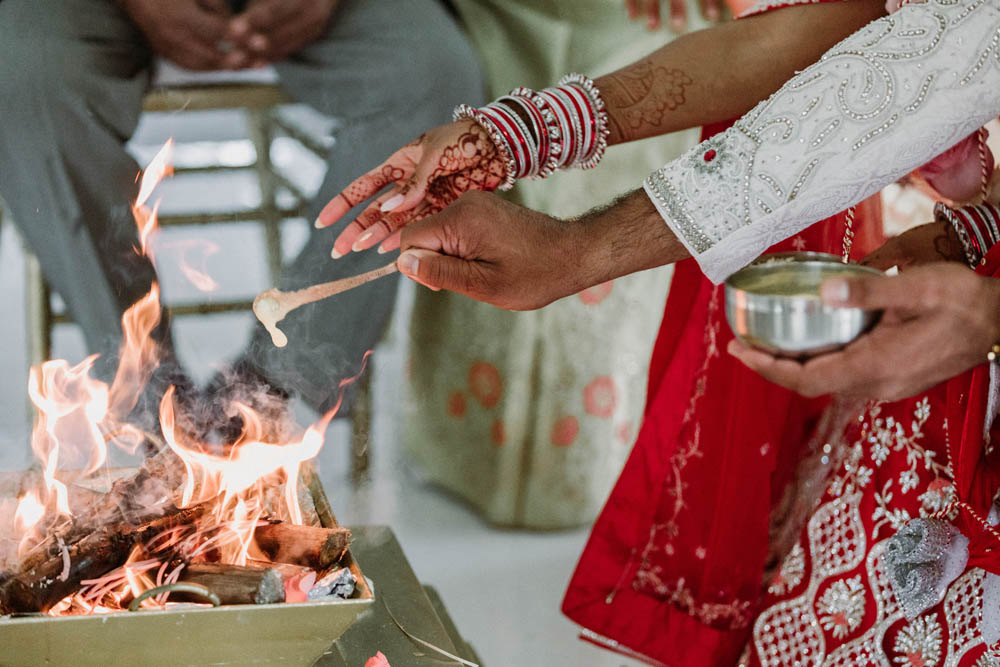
(315, 120, 507, 258)
(859, 220, 966, 272)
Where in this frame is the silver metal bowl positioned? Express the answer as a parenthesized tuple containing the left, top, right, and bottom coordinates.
(724, 252, 883, 358)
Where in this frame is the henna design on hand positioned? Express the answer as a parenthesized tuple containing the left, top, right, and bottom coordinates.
(602, 59, 692, 141)
(425, 125, 506, 210)
(339, 123, 507, 252)
(341, 163, 406, 208)
(934, 221, 965, 262)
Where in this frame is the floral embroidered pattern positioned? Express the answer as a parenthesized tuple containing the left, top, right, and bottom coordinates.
(893, 615, 943, 667)
(768, 543, 806, 596)
(751, 390, 992, 666)
(818, 576, 866, 639)
(633, 293, 718, 575)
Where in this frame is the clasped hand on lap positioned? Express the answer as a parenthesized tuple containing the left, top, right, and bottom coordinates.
(121, 0, 338, 70)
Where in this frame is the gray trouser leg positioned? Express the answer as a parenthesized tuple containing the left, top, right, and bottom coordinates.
(0, 0, 155, 374)
(244, 0, 484, 412)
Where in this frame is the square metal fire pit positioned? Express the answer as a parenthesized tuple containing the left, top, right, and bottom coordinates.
(0, 465, 373, 667)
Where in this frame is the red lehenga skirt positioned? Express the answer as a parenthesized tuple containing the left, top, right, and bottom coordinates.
(561, 121, 1000, 665)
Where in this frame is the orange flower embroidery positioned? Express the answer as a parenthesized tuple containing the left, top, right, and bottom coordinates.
(583, 376, 618, 418)
(616, 421, 633, 445)
(447, 391, 466, 418)
(491, 419, 506, 446)
(468, 361, 503, 409)
(551, 416, 579, 447)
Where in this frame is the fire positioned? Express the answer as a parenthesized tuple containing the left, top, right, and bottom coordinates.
(133, 139, 173, 257)
(4, 139, 361, 615)
(14, 492, 44, 532)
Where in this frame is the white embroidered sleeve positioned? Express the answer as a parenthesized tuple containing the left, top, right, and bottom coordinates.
(644, 0, 1000, 283)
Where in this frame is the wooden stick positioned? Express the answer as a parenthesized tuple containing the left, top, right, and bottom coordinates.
(253, 522, 350, 569)
(177, 562, 284, 605)
(253, 261, 398, 348)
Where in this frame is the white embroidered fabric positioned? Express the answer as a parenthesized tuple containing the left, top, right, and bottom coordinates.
(644, 0, 1000, 283)
(983, 505, 1000, 646)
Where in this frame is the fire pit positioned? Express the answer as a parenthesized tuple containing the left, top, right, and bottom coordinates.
(0, 142, 375, 665)
(0, 466, 373, 667)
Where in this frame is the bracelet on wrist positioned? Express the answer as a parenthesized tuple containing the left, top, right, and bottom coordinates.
(452, 73, 610, 189)
(934, 201, 1000, 268)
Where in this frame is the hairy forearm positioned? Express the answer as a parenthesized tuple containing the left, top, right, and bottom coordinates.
(597, 0, 886, 145)
(570, 190, 688, 289)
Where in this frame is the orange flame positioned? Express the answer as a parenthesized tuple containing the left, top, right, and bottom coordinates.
(133, 139, 173, 257)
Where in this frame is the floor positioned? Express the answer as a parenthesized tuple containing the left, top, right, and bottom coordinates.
(0, 108, 643, 667)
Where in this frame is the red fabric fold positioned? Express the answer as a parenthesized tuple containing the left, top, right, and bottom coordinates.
(562, 120, 885, 664)
(947, 244, 1000, 574)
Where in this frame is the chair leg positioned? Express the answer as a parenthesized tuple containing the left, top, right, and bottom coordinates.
(20, 220, 52, 438)
(247, 108, 284, 283)
(24, 251, 52, 369)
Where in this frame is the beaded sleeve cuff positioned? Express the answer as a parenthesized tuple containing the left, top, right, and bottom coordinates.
(644, 0, 1000, 284)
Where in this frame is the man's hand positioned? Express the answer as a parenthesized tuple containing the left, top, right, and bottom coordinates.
(625, 0, 721, 32)
(394, 192, 596, 310)
(394, 189, 687, 310)
(728, 263, 1000, 400)
(227, 0, 339, 65)
(120, 0, 238, 71)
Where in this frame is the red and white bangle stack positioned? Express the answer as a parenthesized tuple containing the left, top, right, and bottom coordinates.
(453, 73, 610, 191)
(935, 201, 1000, 268)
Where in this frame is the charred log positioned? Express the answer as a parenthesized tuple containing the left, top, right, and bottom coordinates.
(176, 563, 284, 605)
(252, 522, 350, 569)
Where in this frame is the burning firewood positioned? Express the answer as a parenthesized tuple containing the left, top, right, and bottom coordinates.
(252, 522, 351, 569)
(10, 450, 188, 579)
(0, 505, 204, 614)
(177, 563, 284, 606)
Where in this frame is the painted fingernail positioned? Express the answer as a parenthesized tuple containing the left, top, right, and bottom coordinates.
(314, 218, 324, 229)
(670, 16, 685, 31)
(351, 231, 373, 252)
(821, 278, 850, 304)
(398, 251, 419, 277)
(381, 194, 405, 212)
(377, 245, 388, 254)
(331, 247, 343, 259)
